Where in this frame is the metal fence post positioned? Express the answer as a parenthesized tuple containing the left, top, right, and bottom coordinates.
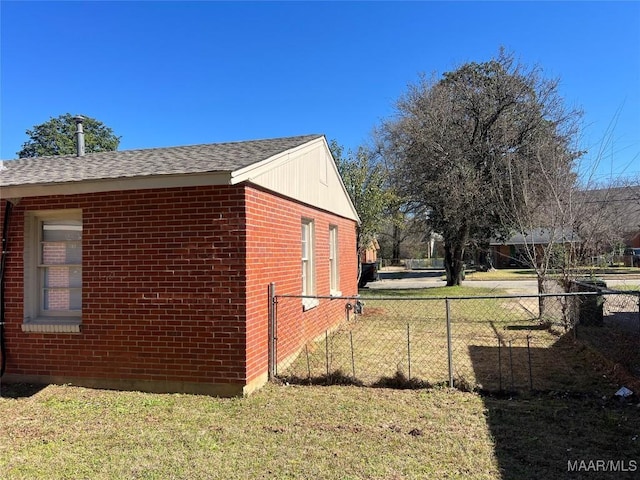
(325, 330, 330, 376)
(350, 331, 355, 377)
(498, 338, 502, 391)
(527, 335, 533, 391)
(268, 282, 276, 380)
(406, 323, 411, 380)
(446, 298, 454, 388)
(637, 294, 640, 338)
(509, 340, 514, 391)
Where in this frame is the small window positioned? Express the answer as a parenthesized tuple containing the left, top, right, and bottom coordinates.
(41, 221, 82, 313)
(329, 225, 340, 295)
(23, 210, 82, 333)
(301, 219, 318, 310)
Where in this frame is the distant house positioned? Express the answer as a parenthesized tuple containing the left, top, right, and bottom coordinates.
(0, 134, 359, 396)
(488, 185, 640, 268)
(360, 238, 380, 264)
(489, 228, 579, 269)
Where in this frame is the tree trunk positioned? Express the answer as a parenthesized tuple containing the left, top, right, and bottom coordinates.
(443, 224, 469, 286)
(444, 241, 465, 286)
(536, 273, 546, 319)
(392, 224, 401, 265)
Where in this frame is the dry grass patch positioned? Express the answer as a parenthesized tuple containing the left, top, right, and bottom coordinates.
(1, 382, 638, 479)
(1, 383, 500, 479)
(279, 287, 589, 392)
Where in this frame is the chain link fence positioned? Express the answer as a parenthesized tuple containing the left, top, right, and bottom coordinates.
(271, 289, 640, 393)
(577, 290, 640, 379)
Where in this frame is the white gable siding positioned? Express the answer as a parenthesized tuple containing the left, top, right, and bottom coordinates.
(232, 137, 359, 223)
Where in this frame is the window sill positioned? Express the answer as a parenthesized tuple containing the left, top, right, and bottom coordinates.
(22, 319, 81, 333)
(302, 298, 319, 311)
(330, 291, 342, 297)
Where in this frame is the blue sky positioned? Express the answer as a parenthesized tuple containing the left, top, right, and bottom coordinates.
(1, 1, 639, 181)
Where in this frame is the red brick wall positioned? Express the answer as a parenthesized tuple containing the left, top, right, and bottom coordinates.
(244, 187, 358, 382)
(0, 186, 358, 394)
(1, 188, 248, 391)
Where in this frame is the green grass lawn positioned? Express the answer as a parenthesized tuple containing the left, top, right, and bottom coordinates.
(1, 382, 638, 479)
(464, 269, 538, 281)
(608, 284, 640, 291)
(359, 286, 511, 297)
(460, 267, 640, 282)
(279, 286, 596, 392)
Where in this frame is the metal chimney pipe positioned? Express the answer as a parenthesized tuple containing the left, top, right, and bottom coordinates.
(73, 115, 85, 157)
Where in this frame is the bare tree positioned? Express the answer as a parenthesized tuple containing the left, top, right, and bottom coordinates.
(493, 119, 639, 319)
(380, 50, 582, 286)
(491, 127, 582, 315)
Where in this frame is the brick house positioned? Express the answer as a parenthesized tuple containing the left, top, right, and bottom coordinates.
(488, 229, 579, 269)
(488, 186, 640, 268)
(0, 134, 359, 396)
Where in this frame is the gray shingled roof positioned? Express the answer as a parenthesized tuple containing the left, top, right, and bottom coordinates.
(0, 134, 322, 187)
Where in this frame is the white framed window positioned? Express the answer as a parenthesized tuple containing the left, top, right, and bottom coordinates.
(301, 218, 318, 310)
(329, 225, 340, 295)
(23, 209, 82, 333)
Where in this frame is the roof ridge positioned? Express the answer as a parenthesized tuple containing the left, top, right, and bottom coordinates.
(5, 133, 324, 162)
(1, 134, 326, 187)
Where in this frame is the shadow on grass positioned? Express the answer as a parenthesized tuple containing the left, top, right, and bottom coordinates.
(470, 331, 640, 479)
(513, 270, 535, 276)
(280, 370, 433, 390)
(0, 382, 47, 398)
(480, 391, 640, 479)
(278, 370, 365, 387)
(576, 322, 640, 381)
(378, 270, 444, 280)
(279, 332, 640, 478)
(370, 371, 432, 390)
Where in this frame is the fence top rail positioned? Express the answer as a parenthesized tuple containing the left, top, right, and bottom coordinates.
(273, 291, 619, 301)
